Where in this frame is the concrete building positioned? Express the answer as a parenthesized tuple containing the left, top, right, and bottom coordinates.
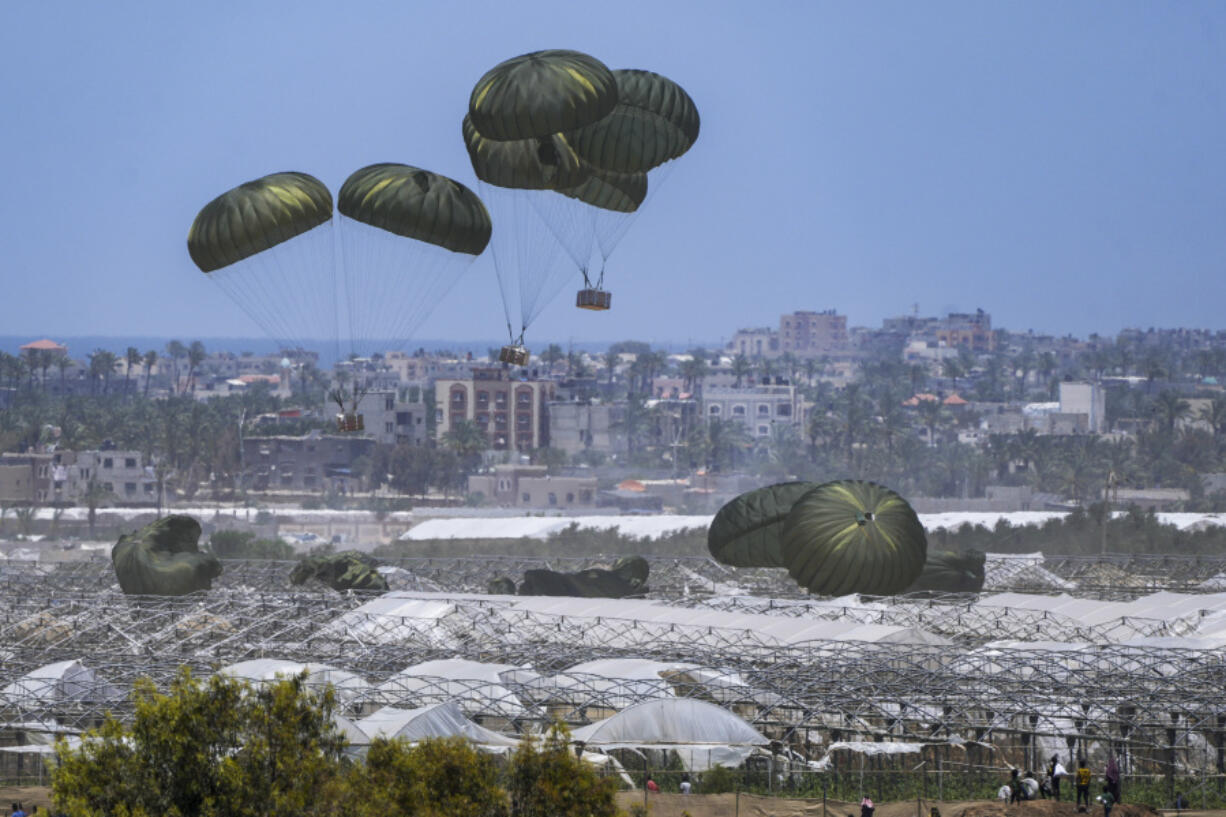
(728, 328, 778, 359)
(702, 382, 800, 437)
(547, 401, 627, 457)
(352, 386, 429, 446)
(435, 368, 555, 451)
(935, 309, 995, 351)
(59, 450, 158, 505)
(1058, 381, 1106, 433)
(242, 434, 376, 493)
(779, 310, 848, 357)
(0, 453, 51, 504)
(467, 464, 597, 508)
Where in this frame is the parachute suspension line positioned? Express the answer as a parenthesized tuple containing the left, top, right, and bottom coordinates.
(593, 162, 676, 263)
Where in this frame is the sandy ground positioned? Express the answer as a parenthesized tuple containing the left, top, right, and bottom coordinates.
(615, 793, 1176, 817)
(0, 786, 1199, 817)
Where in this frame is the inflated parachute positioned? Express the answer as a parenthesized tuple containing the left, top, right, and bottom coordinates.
(463, 49, 618, 364)
(188, 172, 339, 351)
(781, 480, 927, 596)
(561, 68, 700, 307)
(336, 163, 491, 356)
(112, 515, 222, 596)
(189, 166, 490, 360)
(707, 481, 822, 568)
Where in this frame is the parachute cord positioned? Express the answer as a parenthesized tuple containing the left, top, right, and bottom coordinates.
(595, 264, 605, 290)
(581, 267, 593, 289)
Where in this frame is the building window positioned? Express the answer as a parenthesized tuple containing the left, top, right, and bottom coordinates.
(708, 405, 721, 415)
(385, 396, 394, 411)
(125, 457, 137, 468)
(103, 458, 113, 469)
(580, 489, 592, 503)
(385, 422, 394, 434)
(777, 404, 792, 416)
(476, 413, 489, 425)
(125, 482, 137, 494)
(517, 413, 530, 428)
(522, 492, 530, 503)
(477, 391, 489, 405)
(144, 483, 154, 493)
(104, 482, 114, 492)
(565, 492, 575, 503)
(732, 405, 746, 416)
(495, 393, 507, 407)
(757, 404, 770, 415)
(757, 425, 769, 436)
(548, 492, 557, 506)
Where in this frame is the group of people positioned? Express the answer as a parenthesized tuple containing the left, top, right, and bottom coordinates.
(999, 755, 1122, 815)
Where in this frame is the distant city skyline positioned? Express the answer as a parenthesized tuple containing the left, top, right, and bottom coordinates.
(2, 2, 1223, 343)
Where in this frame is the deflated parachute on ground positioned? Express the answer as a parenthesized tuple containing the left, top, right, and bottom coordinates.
(187, 172, 332, 272)
(289, 550, 389, 593)
(516, 556, 650, 598)
(112, 515, 222, 596)
(782, 480, 927, 596)
(905, 549, 986, 594)
(707, 481, 823, 568)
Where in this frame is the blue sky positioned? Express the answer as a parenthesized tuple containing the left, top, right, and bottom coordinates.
(1, 1, 1223, 348)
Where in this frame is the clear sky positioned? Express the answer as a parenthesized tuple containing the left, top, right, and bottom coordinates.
(1, 1, 1223, 348)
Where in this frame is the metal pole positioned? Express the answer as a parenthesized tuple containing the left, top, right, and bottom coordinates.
(938, 755, 943, 803)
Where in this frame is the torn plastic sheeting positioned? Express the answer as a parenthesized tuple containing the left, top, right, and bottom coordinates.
(809, 741, 928, 770)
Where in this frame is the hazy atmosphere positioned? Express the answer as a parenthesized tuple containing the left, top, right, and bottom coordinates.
(3, 1, 1224, 343)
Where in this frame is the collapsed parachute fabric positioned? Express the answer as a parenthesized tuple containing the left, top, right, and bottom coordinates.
(707, 482, 822, 569)
(781, 480, 927, 596)
(289, 550, 389, 593)
(906, 549, 986, 594)
(112, 515, 222, 596)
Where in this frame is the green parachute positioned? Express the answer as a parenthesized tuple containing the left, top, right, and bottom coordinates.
(782, 480, 927, 596)
(187, 172, 332, 273)
(462, 51, 698, 360)
(905, 549, 986, 594)
(707, 481, 822, 568)
(112, 515, 222, 596)
(289, 550, 389, 593)
(708, 480, 928, 596)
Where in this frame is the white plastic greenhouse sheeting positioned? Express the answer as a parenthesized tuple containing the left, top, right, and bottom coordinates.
(400, 515, 709, 541)
(355, 700, 517, 748)
(218, 659, 372, 702)
(0, 659, 121, 707)
(572, 698, 768, 771)
(983, 553, 1077, 591)
(377, 658, 537, 717)
(396, 511, 1226, 543)
(809, 740, 927, 770)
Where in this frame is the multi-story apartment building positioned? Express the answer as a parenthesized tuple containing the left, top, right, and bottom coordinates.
(728, 328, 779, 359)
(702, 382, 800, 437)
(0, 448, 158, 505)
(352, 387, 429, 446)
(547, 401, 627, 457)
(0, 453, 52, 504)
(934, 309, 995, 351)
(242, 434, 375, 492)
(435, 368, 554, 451)
(779, 310, 848, 357)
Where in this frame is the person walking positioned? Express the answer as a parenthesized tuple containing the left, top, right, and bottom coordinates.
(1097, 785, 1115, 817)
(1105, 755, 1121, 804)
(1050, 754, 1069, 801)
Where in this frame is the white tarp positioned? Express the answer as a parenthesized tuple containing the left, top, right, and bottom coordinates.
(809, 740, 928, 771)
(572, 698, 768, 772)
(0, 660, 121, 708)
(377, 658, 537, 718)
(400, 515, 709, 541)
(355, 700, 518, 748)
(217, 659, 371, 703)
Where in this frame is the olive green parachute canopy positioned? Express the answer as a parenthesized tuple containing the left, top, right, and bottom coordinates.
(568, 69, 700, 174)
(462, 114, 589, 190)
(468, 49, 618, 142)
(906, 550, 986, 594)
(781, 480, 927, 596)
(338, 163, 492, 255)
(289, 550, 389, 593)
(187, 172, 332, 272)
(112, 515, 223, 596)
(517, 556, 650, 598)
(559, 166, 647, 212)
(707, 482, 823, 568)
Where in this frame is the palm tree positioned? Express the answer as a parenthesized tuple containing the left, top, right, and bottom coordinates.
(679, 356, 709, 396)
(88, 349, 118, 394)
(730, 354, 752, 388)
(442, 420, 487, 473)
(124, 347, 141, 396)
(541, 344, 565, 373)
(916, 398, 945, 449)
(56, 354, 72, 389)
(942, 358, 964, 391)
(1199, 398, 1226, 437)
(166, 340, 186, 394)
(602, 350, 620, 386)
(82, 478, 113, 538)
(143, 349, 158, 397)
(1153, 390, 1190, 435)
(186, 340, 206, 394)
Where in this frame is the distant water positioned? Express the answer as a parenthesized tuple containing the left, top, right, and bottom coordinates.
(0, 335, 713, 368)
